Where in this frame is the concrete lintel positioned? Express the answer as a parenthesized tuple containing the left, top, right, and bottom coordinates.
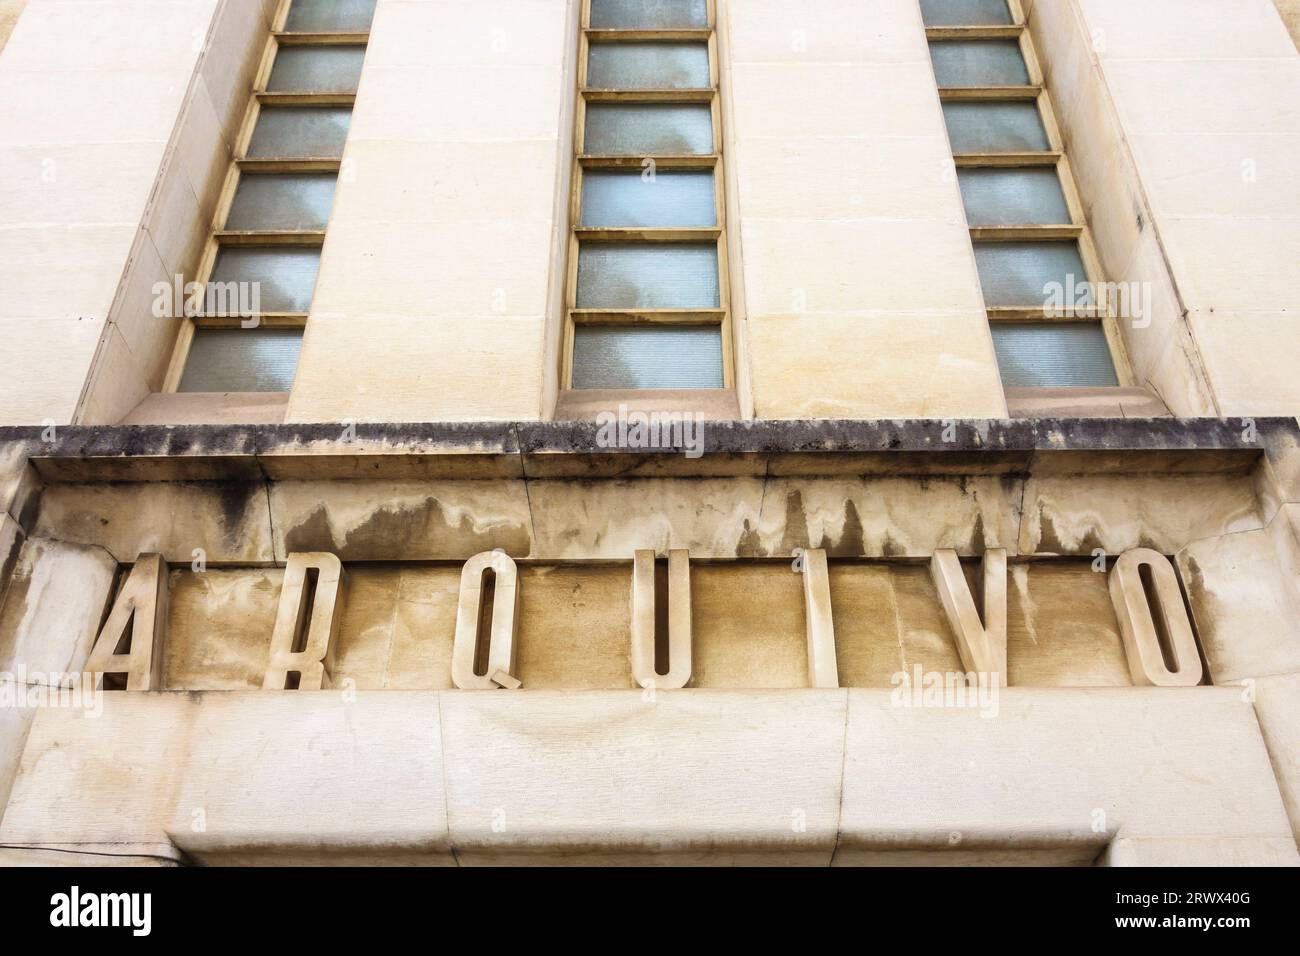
(0, 417, 1287, 484)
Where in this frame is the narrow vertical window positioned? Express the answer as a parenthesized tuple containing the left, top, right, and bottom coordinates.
(923, 0, 1130, 390)
(565, 0, 731, 392)
(166, 0, 376, 394)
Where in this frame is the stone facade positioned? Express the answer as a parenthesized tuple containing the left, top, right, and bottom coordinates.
(0, 0, 1297, 866)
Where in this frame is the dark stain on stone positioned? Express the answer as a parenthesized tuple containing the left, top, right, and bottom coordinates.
(779, 490, 810, 554)
(0, 572, 31, 644)
(283, 498, 531, 561)
(283, 506, 335, 555)
(880, 532, 906, 558)
(215, 482, 258, 547)
(1136, 533, 1168, 554)
(1037, 512, 1105, 556)
(818, 499, 865, 557)
(735, 518, 765, 558)
(968, 512, 986, 555)
(1181, 554, 1207, 614)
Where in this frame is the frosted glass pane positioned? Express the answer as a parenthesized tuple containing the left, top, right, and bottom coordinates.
(991, 323, 1119, 388)
(958, 167, 1070, 225)
(267, 46, 365, 93)
(285, 0, 376, 32)
(573, 326, 723, 389)
(920, 0, 1012, 26)
(974, 241, 1091, 307)
(207, 247, 321, 313)
(589, 0, 707, 29)
(943, 101, 1048, 153)
(225, 173, 337, 231)
(247, 107, 351, 158)
(178, 329, 304, 393)
(577, 243, 719, 309)
(585, 103, 713, 155)
(588, 43, 710, 89)
(581, 170, 715, 227)
(929, 40, 1028, 87)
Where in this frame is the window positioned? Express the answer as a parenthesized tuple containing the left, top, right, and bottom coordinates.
(923, 0, 1129, 389)
(565, 0, 732, 391)
(166, 0, 376, 394)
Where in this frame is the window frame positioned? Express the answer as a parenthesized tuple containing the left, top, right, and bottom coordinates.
(163, 0, 370, 394)
(561, 0, 735, 393)
(928, 0, 1135, 389)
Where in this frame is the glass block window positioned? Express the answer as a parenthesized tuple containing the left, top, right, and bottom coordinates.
(925, 0, 1123, 391)
(178, 330, 305, 393)
(920, 0, 1013, 27)
(175, 0, 371, 394)
(929, 39, 1029, 88)
(587, 42, 710, 90)
(246, 106, 352, 159)
(581, 169, 716, 228)
(225, 173, 337, 231)
(572, 327, 724, 389)
(942, 101, 1049, 154)
(284, 0, 377, 33)
(957, 167, 1070, 226)
(584, 103, 714, 156)
(973, 241, 1090, 308)
(589, 0, 708, 30)
(266, 46, 366, 94)
(567, 0, 728, 393)
(990, 324, 1120, 388)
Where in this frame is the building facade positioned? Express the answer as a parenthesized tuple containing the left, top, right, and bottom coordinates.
(0, 0, 1297, 865)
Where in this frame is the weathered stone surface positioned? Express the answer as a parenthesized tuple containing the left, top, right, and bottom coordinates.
(0, 537, 117, 678)
(0, 692, 453, 866)
(692, 564, 808, 689)
(34, 481, 274, 563)
(439, 690, 846, 864)
(340, 566, 458, 690)
(2, 418, 1283, 484)
(515, 565, 633, 690)
(837, 688, 1298, 866)
(1102, 837, 1300, 867)
(164, 568, 281, 691)
(830, 564, 965, 686)
(151, 557, 1183, 692)
(0, 513, 22, 602)
(4, 686, 1295, 866)
(1178, 527, 1300, 683)
(0, 440, 39, 526)
(270, 479, 533, 562)
(0, 703, 35, 825)
(527, 477, 766, 560)
(1006, 563, 1131, 687)
(1019, 474, 1263, 556)
(1252, 672, 1300, 844)
(748, 476, 1022, 558)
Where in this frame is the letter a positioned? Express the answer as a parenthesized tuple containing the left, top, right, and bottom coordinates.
(85, 554, 168, 691)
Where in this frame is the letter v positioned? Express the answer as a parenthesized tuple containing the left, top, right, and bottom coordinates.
(929, 549, 1007, 687)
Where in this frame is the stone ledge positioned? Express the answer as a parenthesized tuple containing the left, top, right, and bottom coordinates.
(2, 688, 1294, 866)
(0, 417, 1288, 483)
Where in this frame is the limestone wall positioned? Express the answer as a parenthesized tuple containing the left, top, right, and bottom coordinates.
(0, 688, 1293, 865)
(1050, 0, 1300, 416)
(0, 0, 26, 54)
